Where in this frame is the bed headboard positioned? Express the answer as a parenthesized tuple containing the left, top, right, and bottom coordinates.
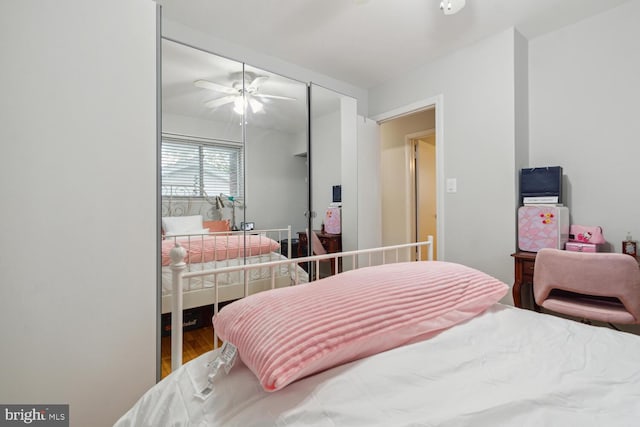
(161, 185, 221, 220)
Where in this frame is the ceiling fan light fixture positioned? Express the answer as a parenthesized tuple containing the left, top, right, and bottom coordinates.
(248, 98, 263, 114)
(232, 96, 264, 115)
(195, 73, 295, 115)
(440, 0, 465, 15)
(233, 97, 244, 115)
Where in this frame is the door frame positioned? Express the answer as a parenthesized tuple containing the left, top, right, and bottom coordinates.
(370, 94, 445, 260)
(406, 129, 436, 259)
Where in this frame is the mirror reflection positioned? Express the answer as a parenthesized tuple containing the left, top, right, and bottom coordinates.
(310, 84, 358, 272)
(159, 38, 359, 377)
(243, 64, 308, 234)
(161, 38, 358, 277)
(161, 38, 309, 234)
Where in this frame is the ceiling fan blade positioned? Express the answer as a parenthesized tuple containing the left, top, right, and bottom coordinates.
(204, 95, 236, 109)
(253, 93, 297, 101)
(194, 79, 237, 95)
(247, 76, 269, 92)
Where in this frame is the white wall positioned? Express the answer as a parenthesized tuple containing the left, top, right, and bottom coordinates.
(514, 30, 530, 197)
(0, 1, 157, 426)
(369, 29, 520, 289)
(529, 0, 640, 250)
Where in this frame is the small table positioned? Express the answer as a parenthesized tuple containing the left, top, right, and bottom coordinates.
(511, 251, 538, 310)
(298, 231, 342, 276)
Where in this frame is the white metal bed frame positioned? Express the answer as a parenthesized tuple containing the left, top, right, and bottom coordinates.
(161, 227, 294, 314)
(167, 237, 434, 371)
(161, 184, 241, 222)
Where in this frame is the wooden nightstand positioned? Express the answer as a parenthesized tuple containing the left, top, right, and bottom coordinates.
(298, 231, 342, 276)
(511, 251, 539, 311)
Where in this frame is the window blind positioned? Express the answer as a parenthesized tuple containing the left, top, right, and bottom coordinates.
(161, 136, 244, 198)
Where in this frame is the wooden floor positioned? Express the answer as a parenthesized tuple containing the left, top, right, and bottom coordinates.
(161, 326, 217, 379)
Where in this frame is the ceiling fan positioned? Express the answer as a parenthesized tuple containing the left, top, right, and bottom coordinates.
(194, 71, 296, 115)
(439, 0, 465, 15)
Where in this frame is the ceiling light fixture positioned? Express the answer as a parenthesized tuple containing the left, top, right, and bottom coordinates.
(439, 0, 465, 15)
(232, 96, 264, 115)
(194, 71, 296, 116)
(233, 97, 244, 115)
(248, 98, 263, 114)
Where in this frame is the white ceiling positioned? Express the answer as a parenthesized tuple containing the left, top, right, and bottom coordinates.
(157, 0, 631, 90)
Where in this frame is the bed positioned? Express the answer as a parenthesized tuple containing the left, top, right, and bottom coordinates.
(118, 241, 640, 426)
(161, 224, 304, 314)
(160, 186, 308, 315)
(161, 212, 308, 314)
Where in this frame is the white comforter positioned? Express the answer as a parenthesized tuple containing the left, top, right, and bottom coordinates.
(116, 304, 640, 426)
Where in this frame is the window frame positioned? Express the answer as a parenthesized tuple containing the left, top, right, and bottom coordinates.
(161, 134, 244, 199)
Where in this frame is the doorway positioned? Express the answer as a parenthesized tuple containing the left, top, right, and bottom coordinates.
(372, 94, 443, 260)
(378, 106, 439, 259)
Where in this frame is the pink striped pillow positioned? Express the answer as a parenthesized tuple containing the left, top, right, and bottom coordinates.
(213, 261, 508, 391)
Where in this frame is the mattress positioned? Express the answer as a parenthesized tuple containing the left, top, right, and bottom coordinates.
(116, 304, 640, 426)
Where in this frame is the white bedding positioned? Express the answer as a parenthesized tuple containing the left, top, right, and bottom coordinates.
(116, 304, 640, 426)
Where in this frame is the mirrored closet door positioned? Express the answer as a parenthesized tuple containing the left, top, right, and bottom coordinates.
(161, 39, 245, 222)
(242, 64, 308, 236)
(159, 38, 358, 376)
(309, 84, 358, 270)
(161, 39, 359, 263)
(161, 39, 309, 236)
(159, 39, 312, 376)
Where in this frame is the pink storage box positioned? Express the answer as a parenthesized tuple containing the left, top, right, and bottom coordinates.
(518, 206, 570, 252)
(324, 207, 341, 234)
(565, 242, 599, 252)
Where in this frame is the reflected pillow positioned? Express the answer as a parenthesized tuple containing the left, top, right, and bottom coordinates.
(162, 215, 203, 234)
(203, 220, 230, 232)
(213, 261, 508, 392)
(164, 228, 209, 238)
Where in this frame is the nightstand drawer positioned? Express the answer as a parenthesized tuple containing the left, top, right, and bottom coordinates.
(522, 259, 535, 280)
(511, 251, 538, 310)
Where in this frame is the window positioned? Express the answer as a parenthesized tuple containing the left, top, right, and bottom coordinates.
(161, 136, 244, 198)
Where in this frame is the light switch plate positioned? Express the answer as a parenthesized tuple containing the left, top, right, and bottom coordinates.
(446, 178, 457, 193)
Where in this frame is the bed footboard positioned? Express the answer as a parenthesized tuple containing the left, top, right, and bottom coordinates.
(168, 237, 434, 371)
(161, 227, 294, 314)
